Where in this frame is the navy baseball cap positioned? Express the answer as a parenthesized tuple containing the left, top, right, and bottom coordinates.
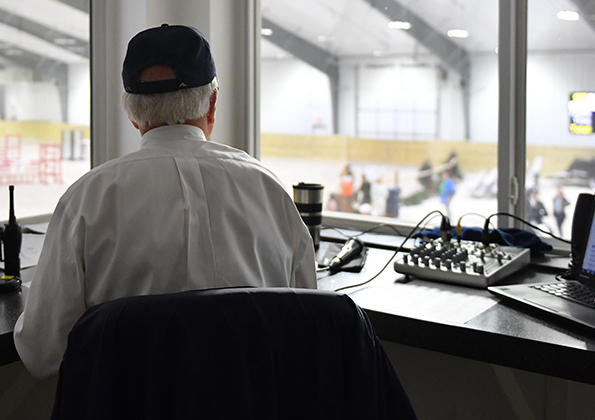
(122, 24, 216, 94)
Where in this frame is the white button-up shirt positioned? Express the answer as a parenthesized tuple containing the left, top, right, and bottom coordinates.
(14, 124, 317, 379)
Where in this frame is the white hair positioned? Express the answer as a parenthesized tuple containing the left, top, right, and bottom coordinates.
(121, 77, 218, 127)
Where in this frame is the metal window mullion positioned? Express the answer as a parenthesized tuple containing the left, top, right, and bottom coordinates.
(498, 0, 528, 229)
(247, 0, 261, 159)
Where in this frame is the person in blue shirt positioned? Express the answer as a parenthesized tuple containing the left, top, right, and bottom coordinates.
(439, 170, 456, 219)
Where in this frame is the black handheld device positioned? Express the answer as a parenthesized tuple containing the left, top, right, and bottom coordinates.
(0, 185, 22, 292)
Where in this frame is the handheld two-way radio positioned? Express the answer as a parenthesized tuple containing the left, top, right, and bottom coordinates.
(0, 185, 22, 292)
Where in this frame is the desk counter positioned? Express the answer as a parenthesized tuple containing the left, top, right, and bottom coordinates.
(0, 271, 30, 366)
(2, 238, 594, 386)
(316, 239, 595, 386)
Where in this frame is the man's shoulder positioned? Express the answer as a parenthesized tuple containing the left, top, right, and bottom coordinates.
(198, 141, 283, 181)
(56, 150, 152, 203)
(199, 140, 257, 163)
(59, 141, 282, 202)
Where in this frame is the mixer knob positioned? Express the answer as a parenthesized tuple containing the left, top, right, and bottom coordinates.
(459, 261, 466, 272)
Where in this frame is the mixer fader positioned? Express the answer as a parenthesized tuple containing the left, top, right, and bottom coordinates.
(393, 238, 531, 288)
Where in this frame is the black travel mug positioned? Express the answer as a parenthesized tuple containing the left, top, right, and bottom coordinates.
(293, 183, 324, 250)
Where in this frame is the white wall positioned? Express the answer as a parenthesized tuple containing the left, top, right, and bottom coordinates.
(526, 51, 595, 147)
(469, 53, 499, 143)
(356, 63, 439, 140)
(470, 50, 595, 147)
(263, 49, 595, 149)
(263, 55, 466, 141)
(4, 81, 62, 122)
(437, 66, 466, 141)
(260, 58, 332, 135)
(67, 63, 90, 125)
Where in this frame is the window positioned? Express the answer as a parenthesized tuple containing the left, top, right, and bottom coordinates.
(0, 0, 90, 219)
(260, 0, 499, 231)
(525, 1, 595, 239)
(261, 0, 590, 240)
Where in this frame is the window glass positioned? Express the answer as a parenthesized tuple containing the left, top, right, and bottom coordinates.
(526, 1, 595, 239)
(261, 0, 499, 229)
(0, 0, 90, 219)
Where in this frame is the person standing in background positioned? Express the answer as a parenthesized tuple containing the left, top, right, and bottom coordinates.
(553, 187, 570, 237)
(439, 170, 455, 219)
(386, 171, 401, 218)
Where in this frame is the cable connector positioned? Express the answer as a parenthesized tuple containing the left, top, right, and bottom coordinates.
(482, 218, 491, 246)
(440, 215, 452, 242)
(456, 217, 463, 243)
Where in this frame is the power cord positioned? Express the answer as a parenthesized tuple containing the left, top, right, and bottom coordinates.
(328, 209, 570, 292)
(482, 212, 571, 245)
(333, 210, 444, 292)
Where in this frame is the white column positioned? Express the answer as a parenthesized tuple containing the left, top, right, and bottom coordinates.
(146, 0, 260, 156)
(91, 0, 260, 166)
(91, 0, 147, 165)
(209, 0, 260, 157)
(497, 0, 527, 228)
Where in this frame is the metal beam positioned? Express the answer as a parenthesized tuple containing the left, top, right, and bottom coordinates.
(262, 17, 340, 134)
(0, 4, 89, 123)
(362, 0, 470, 74)
(569, 0, 595, 34)
(56, 0, 89, 13)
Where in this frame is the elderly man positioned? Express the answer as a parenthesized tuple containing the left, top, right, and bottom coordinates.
(14, 24, 317, 380)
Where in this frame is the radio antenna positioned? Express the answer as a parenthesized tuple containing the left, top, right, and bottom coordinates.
(8, 185, 16, 225)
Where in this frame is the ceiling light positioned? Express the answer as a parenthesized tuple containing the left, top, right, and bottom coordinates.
(447, 29, 469, 39)
(373, 50, 383, 57)
(261, 28, 273, 36)
(557, 11, 579, 21)
(388, 21, 411, 30)
(317, 35, 329, 43)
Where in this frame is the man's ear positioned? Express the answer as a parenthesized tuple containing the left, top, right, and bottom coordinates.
(131, 121, 140, 130)
(207, 90, 217, 125)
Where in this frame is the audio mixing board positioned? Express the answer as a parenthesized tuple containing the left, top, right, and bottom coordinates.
(393, 238, 531, 288)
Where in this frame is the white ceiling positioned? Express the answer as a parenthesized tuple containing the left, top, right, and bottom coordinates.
(0, 0, 88, 66)
(262, 0, 595, 60)
(0, 0, 592, 71)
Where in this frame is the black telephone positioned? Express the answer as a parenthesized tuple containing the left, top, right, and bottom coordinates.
(570, 192, 595, 277)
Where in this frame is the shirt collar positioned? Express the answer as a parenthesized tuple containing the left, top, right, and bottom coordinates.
(140, 124, 207, 150)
